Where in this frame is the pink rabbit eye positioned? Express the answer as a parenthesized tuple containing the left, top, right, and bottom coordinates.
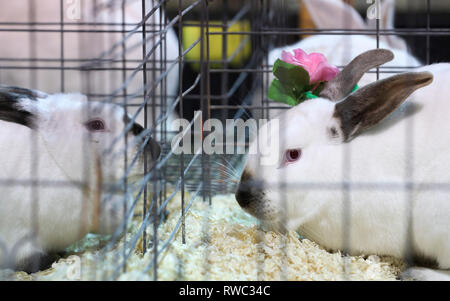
(285, 149, 302, 163)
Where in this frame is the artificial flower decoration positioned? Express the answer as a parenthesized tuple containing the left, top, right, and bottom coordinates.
(281, 49, 339, 84)
(268, 48, 340, 106)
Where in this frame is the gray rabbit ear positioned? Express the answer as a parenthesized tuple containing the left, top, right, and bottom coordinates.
(319, 49, 394, 101)
(333, 71, 433, 142)
(0, 86, 44, 128)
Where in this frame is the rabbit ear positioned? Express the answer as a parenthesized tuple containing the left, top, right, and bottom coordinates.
(367, 0, 408, 51)
(319, 49, 394, 101)
(123, 115, 161, 163)
(0, 86, 45, 128)
(302, 0, 367, 30)
(333, 71, 433, 141)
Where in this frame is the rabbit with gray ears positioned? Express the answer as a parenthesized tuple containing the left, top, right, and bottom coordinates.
(252, 0, 421, 119)
(236, 49, 450, 280)
(0, 86, 160, 273)
(0, 0, 179, 129)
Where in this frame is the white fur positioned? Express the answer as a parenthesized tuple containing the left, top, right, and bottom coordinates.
(402, 267, 450, 281)
(0, 91, 146, 270)
(243, 64, 450, 280)
(0, 0, 179, 128)
(253, 0, 421, 119)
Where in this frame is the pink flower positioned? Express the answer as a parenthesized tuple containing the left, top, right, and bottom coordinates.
(281, 49, 339, 84)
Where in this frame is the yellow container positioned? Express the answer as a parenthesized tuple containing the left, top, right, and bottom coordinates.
(182, 20, 251, 71)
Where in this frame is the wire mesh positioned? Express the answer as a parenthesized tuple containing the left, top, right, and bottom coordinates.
(0, 0, 449, 281)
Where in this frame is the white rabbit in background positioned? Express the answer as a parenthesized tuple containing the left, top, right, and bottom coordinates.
(252, 0, 422, 119)
(236, 49, 450, 280)
(0, 0, 179, 129)
(0, 86, 161, 273)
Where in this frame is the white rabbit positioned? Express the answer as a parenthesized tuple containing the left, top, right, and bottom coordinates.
(0, 0, 179, 129)
(236, 49, 450, 280)
(0, 85, 160, 273)
(252, 0, 421, 119)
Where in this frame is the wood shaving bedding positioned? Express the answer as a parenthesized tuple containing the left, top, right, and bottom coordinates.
(5, 192, 403, 281)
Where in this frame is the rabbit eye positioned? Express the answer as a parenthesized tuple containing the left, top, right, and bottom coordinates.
(85, 119, 106, 132)
(285, 149, 302, 163)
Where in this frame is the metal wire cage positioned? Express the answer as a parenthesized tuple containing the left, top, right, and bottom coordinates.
(0, 0, 449, 281)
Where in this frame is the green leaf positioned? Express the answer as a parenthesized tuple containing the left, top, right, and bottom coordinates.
(273, 59, 310, 91)
(268, 79, 298, 106)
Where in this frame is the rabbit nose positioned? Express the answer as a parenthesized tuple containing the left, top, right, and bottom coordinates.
(235, 169, 259, 208)
(235, 182, 253, 208)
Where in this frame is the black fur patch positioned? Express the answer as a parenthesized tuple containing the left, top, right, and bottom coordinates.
(132, 122, 145, 136)
(0, 87, 37, 128)
(411, 254, 439, 269)
(0, 86, 42, 100)
(235, 169, 265, 209)
(328, 126, 339, 139)
(123, 114, 144, 136)
(16, 252, 58, 274)
(123, 114, 161, 161)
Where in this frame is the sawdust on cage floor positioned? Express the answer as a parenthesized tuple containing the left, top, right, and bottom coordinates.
(8, 191, 404, 281)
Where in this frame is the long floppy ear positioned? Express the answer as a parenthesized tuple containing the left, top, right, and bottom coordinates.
(319, 49, 394, 101)
(0, 86, 44, 128)
(302, 0, 366, 30)
(333, 71, 433, 142)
